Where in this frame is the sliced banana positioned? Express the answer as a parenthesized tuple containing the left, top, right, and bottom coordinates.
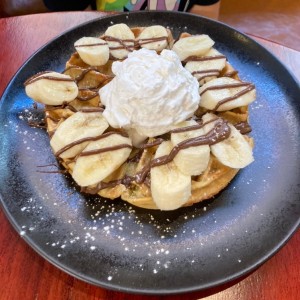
(72, 133, 132, 187)
(185, 48, 226, 85)
(172, 35, 214, 61)
(50, 112, 109, 159)
(138, 25, 168, 52)
(171, 120, 210, 176)
(74, 37, 109, 66)
(202, 113, 254, 168)
(104, 23, 135, 59)
(199, 77, 256, 111)
(151, 141, 191, 210)
(25, 71, 78, 105)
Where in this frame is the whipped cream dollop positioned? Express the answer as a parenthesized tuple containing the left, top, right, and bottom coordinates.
(99, 48, 200, 138)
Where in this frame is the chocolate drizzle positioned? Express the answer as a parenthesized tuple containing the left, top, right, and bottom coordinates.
(139, 138, 164, 149)
(25, 29, 256, 199)
(138, 36, 168, 46)
(234, 121, 252, 134)
(80, 144, 132, 157)
(55, 131, 129, 157)
(75, 42, 107, 48)
(192, 69, 220, 82)
(24, 71, 75, 86)
(103, 36, 136, 51)
(200, 82, 255, 111)
(184, 55, 226, 64)
(81, 119, 231, 194)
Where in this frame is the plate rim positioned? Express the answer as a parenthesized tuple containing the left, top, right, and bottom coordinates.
(0, 11, 300, 295)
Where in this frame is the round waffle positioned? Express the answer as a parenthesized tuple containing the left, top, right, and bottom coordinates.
(28, 25, 255, 210)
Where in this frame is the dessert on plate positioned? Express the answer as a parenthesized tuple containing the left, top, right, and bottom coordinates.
(25, 23, 256, 211)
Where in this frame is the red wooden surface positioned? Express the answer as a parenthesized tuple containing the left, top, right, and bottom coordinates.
(0, 11, 299, 300)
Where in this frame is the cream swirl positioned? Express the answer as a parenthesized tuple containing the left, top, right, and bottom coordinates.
(99, 48, 200, 137)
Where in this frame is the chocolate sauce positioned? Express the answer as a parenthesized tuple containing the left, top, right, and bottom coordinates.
(79, 107, 104, 113)
(184, 55, 226, 64)
(55, 131, 129, 157)
(24, 71, 75, 86)
(74, 67, 99, 83)
(200, 82, 251, 96)
(24, 71, 51, 85)
(45, 103, 78, 113)
(138, 36, 168, 46)
(200, 82, 255, 111)
(222, 70, 238, 78)
(170, 117, 217, 134)
(192, 69, 220, 76)
(75, 43, 107, 48)
(103, 36, 135, 51)
(25, 31, 255, 196)
(234, 121, 252, 134)
(192, 69, 220, 81)
(82, 119, 231, 194)
(214, 84, 255, 111)
(139, 138, 164, 149)
(76, 92, 99, 101)
(80, 144, 132, 157)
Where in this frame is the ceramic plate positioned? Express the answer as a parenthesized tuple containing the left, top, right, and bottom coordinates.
(0, 11, 299, 295)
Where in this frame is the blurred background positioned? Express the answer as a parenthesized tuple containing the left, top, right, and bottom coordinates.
(0, 0, 299, 51)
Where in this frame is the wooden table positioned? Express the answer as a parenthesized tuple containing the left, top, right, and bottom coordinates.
(0, 11, 299, 300)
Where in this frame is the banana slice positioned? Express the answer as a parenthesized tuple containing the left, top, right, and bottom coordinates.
(25, 72, 78, 105)
(199, 77, 256, 111)
(185, 48, 226, 85)
(50, 112, 109, 159)
(72, 133, 132, 187)
(138, 25, 168, 52)
(202, 113, 254, 168)
(104, 23, 135, 60)
(151, 141, 191, 210)
(74, 37, 109, 66)
(171, 120, 210, 176)
(172, 35, 214, 61)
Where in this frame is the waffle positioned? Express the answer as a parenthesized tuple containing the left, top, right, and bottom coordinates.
(40, 26, 254, 210)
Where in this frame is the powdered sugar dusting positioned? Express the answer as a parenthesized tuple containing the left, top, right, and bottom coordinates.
(8, 65, 265, 285)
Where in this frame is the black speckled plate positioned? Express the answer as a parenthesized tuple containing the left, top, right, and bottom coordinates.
(0, 11, 299, 295)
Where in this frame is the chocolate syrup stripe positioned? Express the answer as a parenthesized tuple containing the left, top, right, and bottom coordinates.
(200, 82, 253, 96)
(75, 42, 107, 48)
(24, 72, 75, 86)
(45, 104, 103, 114)
(63, 66, 114, 85)
(192, 69, 220, 75)
(192, 70, 220, 81)
(55, 131, 129, 157)
(199, 82, 255, 111)
(170, 117, 217, 134)
(104, 35, 135, 51)
(82, 120, 231, 194)
(103, 35, 169, 51)
(222, 70, 238, 77)
(234, 121, 252, 134)
(183, 55, 226, 64)
(214, 84, 255, 111)
(138, 36, 168, 46)
(76, 92, 99, 101)
(80, 144, 132, 157)
(24, 71, 52, 85)
(139, 138, 164, 149)
(25, 67, 109, 89)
